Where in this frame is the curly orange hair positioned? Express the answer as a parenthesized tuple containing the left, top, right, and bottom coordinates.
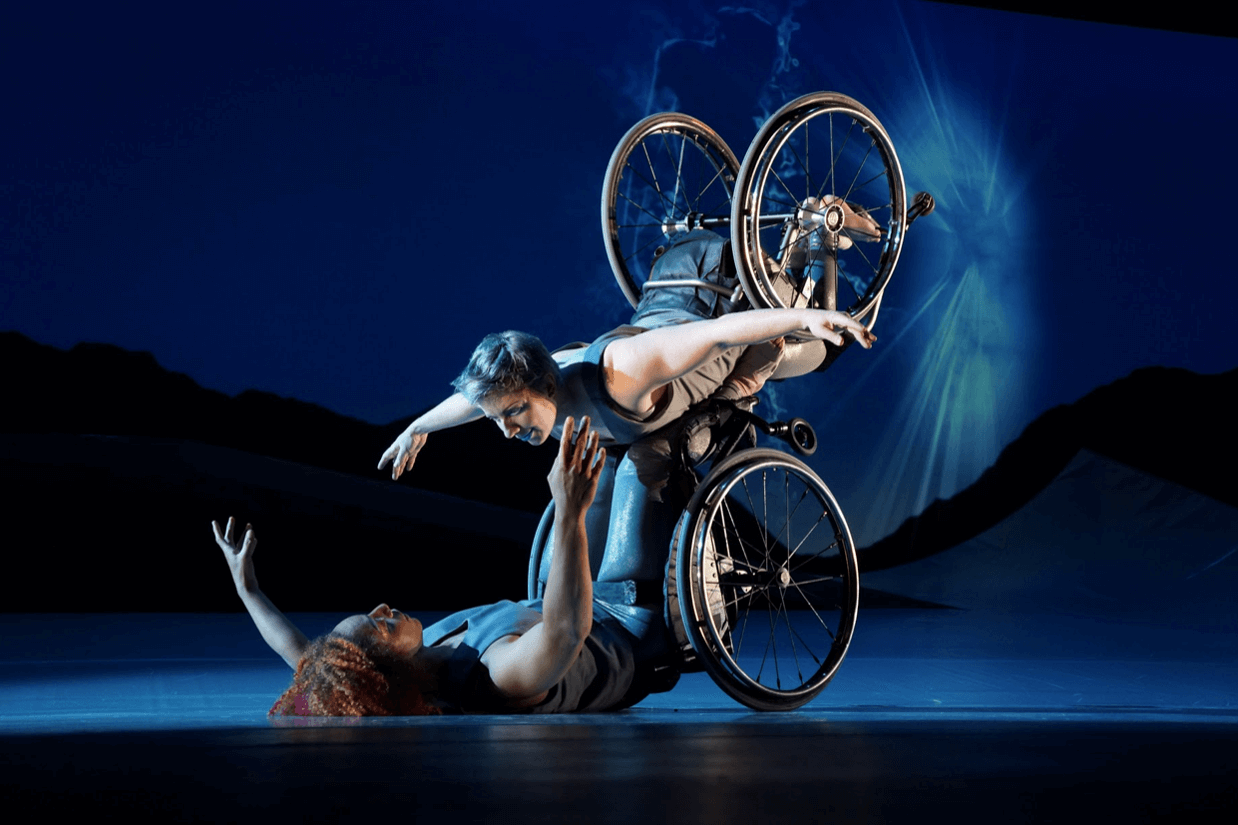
(269, 635, 441, 717)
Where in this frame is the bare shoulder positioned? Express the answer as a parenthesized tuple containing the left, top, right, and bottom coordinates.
(478, 633, 551, 709)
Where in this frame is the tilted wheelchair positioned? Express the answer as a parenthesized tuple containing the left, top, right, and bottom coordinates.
(530, 92, 934, 711)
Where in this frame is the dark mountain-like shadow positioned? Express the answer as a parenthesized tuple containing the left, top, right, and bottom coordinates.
(0, 332, 557, 611)
(858, 365, 1237, 572)
(4, 332, 1232, 612)
(0, 331, 556, 512)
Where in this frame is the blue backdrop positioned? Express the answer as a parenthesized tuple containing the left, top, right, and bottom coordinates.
(3, 0, 1235, 544)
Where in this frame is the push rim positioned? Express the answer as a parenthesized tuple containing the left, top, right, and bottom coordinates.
(731, 92, 906, 323)
(602, 113, 740, 308)
(681, 449, 859, 710)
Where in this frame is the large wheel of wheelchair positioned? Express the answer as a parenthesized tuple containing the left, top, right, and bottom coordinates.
(731, 92, 907, 322)
(602, 113, 740, 308)
(673, 448, 859, 710)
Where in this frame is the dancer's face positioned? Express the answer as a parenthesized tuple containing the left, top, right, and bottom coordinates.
(334, 604, 423, 656)
(477, 387, 557, 446)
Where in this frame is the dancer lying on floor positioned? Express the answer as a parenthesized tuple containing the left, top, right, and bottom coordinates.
(217, 417, 655, 715)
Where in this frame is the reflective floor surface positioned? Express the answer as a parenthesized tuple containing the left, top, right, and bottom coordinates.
(2, 609, 1235, 822)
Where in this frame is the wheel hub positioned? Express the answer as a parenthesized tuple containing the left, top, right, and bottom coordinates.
(661, 211, 707, 237)
(776, 565, 792, 589)
(796, 197, 846, 237)
(824, 202, 846, 233)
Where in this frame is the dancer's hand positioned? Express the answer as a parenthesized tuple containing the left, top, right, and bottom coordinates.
(378, 428, 428, 480)
(798, 309, 876, 349)
(547, 416, 605, 516)
(213, 516, 258, 594)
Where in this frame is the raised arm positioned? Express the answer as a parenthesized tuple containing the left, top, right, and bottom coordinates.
(213, 517, 309, 669)
(483, 416, 603, 703)
(605, 307, 875, 413)
(378, 392, 484, 480)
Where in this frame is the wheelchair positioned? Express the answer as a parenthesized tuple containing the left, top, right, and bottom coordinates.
(532, 92, 933, 711)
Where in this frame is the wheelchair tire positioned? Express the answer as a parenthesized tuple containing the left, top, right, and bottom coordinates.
(731, 92, 907, 324)
(672, 448, 859, 711)
(602, 113, 741, 308)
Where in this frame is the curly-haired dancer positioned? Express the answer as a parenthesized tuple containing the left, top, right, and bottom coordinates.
(216, 417, 652, 715)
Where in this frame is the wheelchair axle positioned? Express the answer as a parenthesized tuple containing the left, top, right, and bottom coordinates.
(660, 211, 729, 237)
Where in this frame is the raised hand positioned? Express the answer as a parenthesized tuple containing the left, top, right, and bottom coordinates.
(378, 428, 429, 481)
(212, 516, 258, 594)
(547, 416, 605, 516)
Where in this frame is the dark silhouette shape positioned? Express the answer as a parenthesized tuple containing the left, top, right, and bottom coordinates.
(858, 365, 1237, 572)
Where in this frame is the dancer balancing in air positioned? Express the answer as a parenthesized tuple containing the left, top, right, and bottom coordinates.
(217, 416, 667, 715)
(376, 300, 875, 667)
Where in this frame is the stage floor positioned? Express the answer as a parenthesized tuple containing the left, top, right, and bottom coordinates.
(3, 608, 1235, 821)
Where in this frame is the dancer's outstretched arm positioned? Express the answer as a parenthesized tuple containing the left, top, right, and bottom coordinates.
(605, 307, 875, 414)
(213, 517, 308, 669)
(377, 393, 483, 481)
(483, 416, 603, 704)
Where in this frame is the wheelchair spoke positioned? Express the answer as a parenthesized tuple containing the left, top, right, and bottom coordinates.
(617, 184, 668, 224)
(717, 544, 767, 576)
(628, 160, 681, 221)
(620, 228, 667, 257)
(733, 571, 758, 658)
(716, 545, 766, 577)
(840, 139, 877, 206)
(779, 592, 810, 686)
(778, 482, 815, 562)
(719, 580, 768, 597)
(769, 587, 796, 688)
(787, 538, 841, 582)
(782, 605, 826, 666)
(759, 591, 781, 688)
(788, 579, 840, 643)
(828, 111, 834, 195)
(855, 167, 890, 194)
(638, 140, 666, 208)
(844, 232, 881, 282)
(620, 234, 672, 278)
(691, 167, 733, 216)
(768, 165, 802, 215)
(719, 497, 764, 575)
(779, 470, 792, 563)
(662, 131, 686, 218)
(758, 191, 801, 211)
(787, 506, 830, 564)
(740, 476, 769, 555)
(817, 117, 858, 201)
(804, 117, 810, 201)
(613, 221, 670, 261)
(721, 587, 770, 616)
(784, 138, 810, 200)
(784, 574, 841, 588)
(762, 470, 770, 555)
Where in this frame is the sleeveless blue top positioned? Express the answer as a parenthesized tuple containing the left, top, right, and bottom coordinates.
(421, 599, 638, 714)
